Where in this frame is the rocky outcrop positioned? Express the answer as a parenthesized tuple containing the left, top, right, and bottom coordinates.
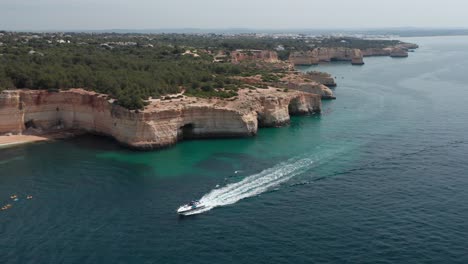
(280, 74, 335, 99)
(398, 43, 419, 50)
(390, 48, 408, 57)
(230, 50, 279, 63)
(362, 47, 392, 57)
(289, 51, 319, 65)
(289, 48, 364, 66)
(351, 49, 364, 65)
(313, 47, 363, 64)
(0, 88, 321, 149)
(285, 83, 335, 100)
(304, 71, 337, 87)
(290, 42, 418, 65)
(363, 43, 419, 57)
(234, 71, 335, 99)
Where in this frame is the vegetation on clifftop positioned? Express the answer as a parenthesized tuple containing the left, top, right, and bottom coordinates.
(0, 41, 249, 109)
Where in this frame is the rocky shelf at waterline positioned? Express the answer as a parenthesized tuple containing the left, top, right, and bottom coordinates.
(0, 88, 321, 150)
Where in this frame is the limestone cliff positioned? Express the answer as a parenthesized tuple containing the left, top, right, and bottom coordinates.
(363, 43, 419, 57)
(230, 50, 279, 63)
(313, 47, 364, 65)
(289, 48, 364, 66)
(280, 74, 335, 99)
(290, 42, 418, 66)
(234, 71, 335, 100)
(303, 71, 337, 87)
(362, 47, 392, 57)
(350, 49, 365, 65)
(390, 48, 408, 57)
(0, 88, 321, 149)
(289, 51, 319, 65)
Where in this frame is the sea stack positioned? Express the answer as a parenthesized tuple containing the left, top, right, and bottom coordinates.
(351, 49, 365, 65)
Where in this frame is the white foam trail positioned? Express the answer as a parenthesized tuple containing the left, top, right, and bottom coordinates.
(189, 157, 315, 215)
(178, 143, 353, 216)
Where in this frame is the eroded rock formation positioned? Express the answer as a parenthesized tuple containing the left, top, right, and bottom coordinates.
(303, 71, 337, 87)
(0, 88, 321, 149)
(290, 42, 418, 66)
(314, 48, 364, 65)
(361, 47, 393, 57)
(230, 50, 279, 63)
(289, 48, 364, 66)
(233, 71, 336, 100)
(289, 51, 319, 65)
(390, 48, 409, 57)
(280, 74, 335, 100)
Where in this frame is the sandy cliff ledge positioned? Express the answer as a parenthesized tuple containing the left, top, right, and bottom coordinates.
(0, 88, 321, 149)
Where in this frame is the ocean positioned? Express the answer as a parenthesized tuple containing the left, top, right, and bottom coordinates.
(1, 36, 468, 264)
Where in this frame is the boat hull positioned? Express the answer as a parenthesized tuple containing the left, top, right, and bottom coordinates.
(177, 205, 206, 215)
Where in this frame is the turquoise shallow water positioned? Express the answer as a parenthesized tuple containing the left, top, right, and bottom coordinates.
(1, 36, 468, 263)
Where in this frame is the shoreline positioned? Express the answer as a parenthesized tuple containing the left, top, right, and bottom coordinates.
(0, 88, 321, 150)
(0, 135, 50, 148)
(0, 130, 83, 149)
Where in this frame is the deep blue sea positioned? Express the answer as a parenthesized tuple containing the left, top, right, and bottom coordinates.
(1, 36, 468, 264)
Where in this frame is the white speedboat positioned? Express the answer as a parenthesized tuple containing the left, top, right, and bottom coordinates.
(177, 200, 206, 215)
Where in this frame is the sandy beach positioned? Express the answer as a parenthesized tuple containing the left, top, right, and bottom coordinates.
(0, 134, 50, 148)
(0, 130, 82, 148)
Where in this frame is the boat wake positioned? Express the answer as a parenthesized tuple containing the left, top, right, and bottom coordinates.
(186, 157, 318, 215)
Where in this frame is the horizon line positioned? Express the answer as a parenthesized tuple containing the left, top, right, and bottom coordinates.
(2, 26, 468, 33)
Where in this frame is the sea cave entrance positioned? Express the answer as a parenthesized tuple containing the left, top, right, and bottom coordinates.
(288, 97, 301, 116)
(178, 123, 195, 140)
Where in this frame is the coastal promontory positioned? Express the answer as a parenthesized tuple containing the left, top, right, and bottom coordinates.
(0, 88, 320, 149)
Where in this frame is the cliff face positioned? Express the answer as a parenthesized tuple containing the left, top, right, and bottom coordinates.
(313, 48, 364, 65)
(350, 50, 365, 65)
(285, 83, 335, 100)
(390, 48, 408, 57)
(289, 51, 319, 65)
(363, 43, 418, 57)
(280, 73, 335, 99)
(290, 42, 418, 66)
(304, 71, 337, 87)
(289, 48, 364, 66)
(362, 47, 392, 57)
(233, 71, 335, 100)
(230, 50, 279, 63)
(0, 90, 150, 147)
(0, 88, 321, 149)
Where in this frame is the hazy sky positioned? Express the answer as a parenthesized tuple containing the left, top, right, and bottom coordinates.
(1, 0, 467, 30)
